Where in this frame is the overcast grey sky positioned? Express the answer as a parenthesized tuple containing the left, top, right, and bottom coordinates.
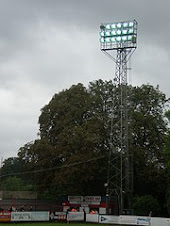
(0, 0, 170, 162)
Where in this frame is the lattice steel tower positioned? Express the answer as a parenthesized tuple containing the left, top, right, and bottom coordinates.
(99, 20, 137, 214)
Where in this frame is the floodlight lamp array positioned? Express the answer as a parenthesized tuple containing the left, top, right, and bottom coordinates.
(100, 20, 137, 50)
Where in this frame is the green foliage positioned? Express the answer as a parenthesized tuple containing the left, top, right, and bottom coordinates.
(0, 176, 32, 191)
(131, 84, 168, 162)
(0, 157, 22, 176)
(0, 157, 34, 192)
(165, 110, 170, 121)
(19, 83, 110, 197)
(131, 85, 168, 212)
(20, 83, 169, 200)
(1, 80, 169, 214)
(38, 83, 111, 195)
(132, 195, 161, 216)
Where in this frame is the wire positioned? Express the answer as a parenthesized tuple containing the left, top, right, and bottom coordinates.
(0, 155, 106, 179)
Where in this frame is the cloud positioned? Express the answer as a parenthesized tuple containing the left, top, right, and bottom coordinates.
(0, 0, 170, 161)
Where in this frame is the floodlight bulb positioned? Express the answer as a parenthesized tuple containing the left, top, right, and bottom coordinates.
(128, 35, 132, 41)
(116, 36, 121, 42)
(117, 23, 122, 28)
(129, 22, 134, 27)
(123, 22, 128, 27)
(122, 29, 128, 35)
(128, 28, 134, 34)
(122, 36, 127, 41)
(111, 24, 116, 29)
(106, 24, 111, 29)
(100, 38, 105, 43)
(105, 37, 110, 42)
(111, 37, 116, 42)
(105, 31, 111, 36)
(117, 30, 121, 35)
(111, 30, 116, 36)
(100, 31, 105, 37)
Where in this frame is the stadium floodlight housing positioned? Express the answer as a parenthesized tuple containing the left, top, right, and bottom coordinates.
(100, 20, 137, 50)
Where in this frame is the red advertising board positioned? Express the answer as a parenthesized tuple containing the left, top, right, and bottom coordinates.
(0, 211, 11, 222)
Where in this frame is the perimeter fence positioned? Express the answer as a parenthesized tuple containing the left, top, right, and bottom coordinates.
(0, 210, 170, 225)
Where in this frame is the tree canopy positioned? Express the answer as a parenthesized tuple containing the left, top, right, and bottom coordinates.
(1, 80, 169, 215)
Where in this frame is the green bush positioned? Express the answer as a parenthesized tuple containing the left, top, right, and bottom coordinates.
(132, 195, 161, 216)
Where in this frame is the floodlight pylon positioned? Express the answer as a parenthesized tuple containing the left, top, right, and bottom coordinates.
(100, 20, 137, 215)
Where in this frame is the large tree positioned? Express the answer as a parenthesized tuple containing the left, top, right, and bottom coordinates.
(18, 83, 109, 197)
(3, 80, 169, 212)
(130, 85, 169, 215)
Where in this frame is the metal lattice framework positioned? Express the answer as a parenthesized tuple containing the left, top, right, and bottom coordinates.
(100, 20, 137, 214)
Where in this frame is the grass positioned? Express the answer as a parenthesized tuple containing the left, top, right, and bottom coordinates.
(2, 223, 101, 226)
(4, 223, 65, 226)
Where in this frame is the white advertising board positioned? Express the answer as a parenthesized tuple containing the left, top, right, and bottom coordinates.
(11, 211, 49, 222)
(85, 196, 101, 204)
(53, 212, 66, 221)
(11, 212, 32, 221)
(99, 207, 106, 214)
(166, 218, 170, 226)
(151, 217, 167, 226)
(68, 196, 83, 204)
(99, 215, 119, 224)
(86, 213, 99, 223)
(136, 216, 151, 225)
(67, 212, 84, 222)
(120, 215, 137, 225)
